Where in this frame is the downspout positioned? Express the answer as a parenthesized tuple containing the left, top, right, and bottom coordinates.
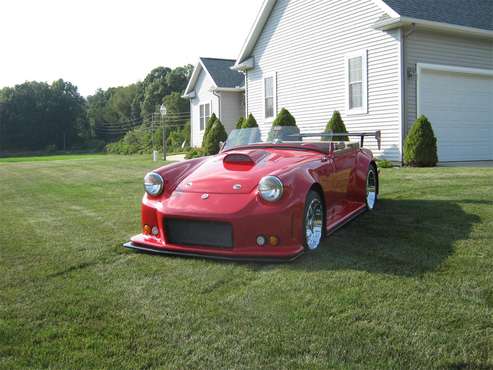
(212, 89, 221, 121)
(245, 70, 248, 116)
(401, 23, 416, 164)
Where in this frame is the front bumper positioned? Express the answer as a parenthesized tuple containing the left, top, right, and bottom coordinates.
(124, 191, 306, 261)
(123, 241, 303, 263)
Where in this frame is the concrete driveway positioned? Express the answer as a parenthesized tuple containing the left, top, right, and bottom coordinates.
(439, 161, 493, 168)
(167, 154, 186, 162)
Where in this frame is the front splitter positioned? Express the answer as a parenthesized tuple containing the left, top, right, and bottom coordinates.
(123, 242, 303, 263)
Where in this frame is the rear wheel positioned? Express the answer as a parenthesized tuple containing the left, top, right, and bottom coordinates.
(366, 165, 378, 210)
(303, 191, 324, 251)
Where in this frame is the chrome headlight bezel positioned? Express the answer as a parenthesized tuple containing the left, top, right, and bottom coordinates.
(258, 175, 284, 202)
(144, 172, 164, 196)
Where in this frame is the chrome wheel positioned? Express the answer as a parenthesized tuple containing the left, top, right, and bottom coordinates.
(305, 196, 323, 250)
(366, 167, 377, 210)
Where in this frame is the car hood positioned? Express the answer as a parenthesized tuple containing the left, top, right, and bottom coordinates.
(175, 149, 317, 194)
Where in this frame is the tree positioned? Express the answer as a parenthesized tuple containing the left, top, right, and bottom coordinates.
(404, 115, 438, 167)
(242, 113, 258, 128)
(324, 111, 348, 141)
(0, 80, 87, 151)
(202, 113, 217, 147)
(235, 117, 245, 129)
(205, 119, 227, 155)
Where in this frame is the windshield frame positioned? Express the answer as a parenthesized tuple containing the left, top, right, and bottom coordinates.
(222, 127, 340, 154)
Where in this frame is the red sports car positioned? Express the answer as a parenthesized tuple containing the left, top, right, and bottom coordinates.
(124, 127, 381, 262)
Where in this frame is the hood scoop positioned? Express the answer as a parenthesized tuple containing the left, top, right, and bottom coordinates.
(223, 153, 255, 164)
(223, 150, 268, 165)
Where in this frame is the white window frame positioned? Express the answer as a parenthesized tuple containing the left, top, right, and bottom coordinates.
(345, 50, 368, 115)
(199, 101, 211, 131)
(263, 72, 277, 122)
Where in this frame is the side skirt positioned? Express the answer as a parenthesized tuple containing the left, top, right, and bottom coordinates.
(326, 204, 367, 237)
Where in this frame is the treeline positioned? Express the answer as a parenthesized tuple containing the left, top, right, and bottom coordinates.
(0, 65, 193, 153)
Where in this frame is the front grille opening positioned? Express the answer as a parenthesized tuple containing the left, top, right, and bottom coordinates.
(164, 218, 233, 248)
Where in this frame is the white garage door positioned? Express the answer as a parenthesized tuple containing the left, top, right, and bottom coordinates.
(418, 64, 493, 162)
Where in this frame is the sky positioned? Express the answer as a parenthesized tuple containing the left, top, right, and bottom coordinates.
(0, 0, 264, 97)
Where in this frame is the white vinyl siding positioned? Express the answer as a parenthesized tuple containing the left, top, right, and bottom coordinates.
(220, 92, 245, 133)
(190, 70, 218, 147)
(246, 0, 402, 161)
(345, 50, 368, 114)
(404, 29, 493, 134)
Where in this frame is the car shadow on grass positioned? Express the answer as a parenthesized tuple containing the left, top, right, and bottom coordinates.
(285, 199, 481, 276)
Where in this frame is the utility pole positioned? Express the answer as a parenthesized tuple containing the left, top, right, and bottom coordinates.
(160, 104, 167, 161)
(0, 102, 4, 154)
(151, 112, 158, 161)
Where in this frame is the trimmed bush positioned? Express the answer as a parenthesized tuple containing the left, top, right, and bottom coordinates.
(268, 108, 299, 141)
(185, 147, 206, 159)
(204, 118, 228, 155)
(324, 111, 348, 141)
(272, 108, 296, 127)
(202, 113, 217, 148)
(376, 159, 393, 168)
(404, 115, 438, 167)
(242, 113, 258, 128)
(235, 117, 245, 129)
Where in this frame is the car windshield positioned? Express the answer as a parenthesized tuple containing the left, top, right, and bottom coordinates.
(223, 127, 336, 150)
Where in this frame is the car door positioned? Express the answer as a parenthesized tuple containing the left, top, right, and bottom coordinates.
(326, 142, 357, 221)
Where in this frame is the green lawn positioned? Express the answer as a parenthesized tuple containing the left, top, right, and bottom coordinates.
(0, 155, 492, 369)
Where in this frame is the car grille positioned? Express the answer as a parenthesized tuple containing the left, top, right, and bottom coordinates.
(164, 218, 233, 248)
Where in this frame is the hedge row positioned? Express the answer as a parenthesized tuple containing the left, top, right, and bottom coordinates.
(189, 108, 438, 167)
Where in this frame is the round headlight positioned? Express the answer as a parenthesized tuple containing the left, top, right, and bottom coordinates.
(258, 176, 283, 202)
(144, 172, 164, 196)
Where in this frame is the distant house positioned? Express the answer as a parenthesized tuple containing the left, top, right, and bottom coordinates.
(233, 0, 493, 162)
(183, 58, 245, 147)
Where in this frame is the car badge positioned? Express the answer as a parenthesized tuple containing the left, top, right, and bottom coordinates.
(201, 193, 209, 200)
(186, 182, 192, 187)
(233, 184, 242, 190)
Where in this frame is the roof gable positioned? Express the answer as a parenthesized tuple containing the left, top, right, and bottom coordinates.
(200, 58, 244, 88)
(234, 0, 493, 67)
(184, 57, 244, 97)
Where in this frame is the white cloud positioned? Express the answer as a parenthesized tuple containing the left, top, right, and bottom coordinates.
(0, 0, 263, 96)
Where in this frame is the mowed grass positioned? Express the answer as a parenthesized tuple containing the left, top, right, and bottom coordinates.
(0, 154, 492, 369)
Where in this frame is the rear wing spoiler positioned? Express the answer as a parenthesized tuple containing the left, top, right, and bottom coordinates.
(294, 130, 382, 150)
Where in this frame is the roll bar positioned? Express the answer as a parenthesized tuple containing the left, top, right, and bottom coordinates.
(292, 130, 381, 150)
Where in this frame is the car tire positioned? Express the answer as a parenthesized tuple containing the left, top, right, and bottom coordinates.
(303, 190, 324, 251)
(365, 164, 378, 211)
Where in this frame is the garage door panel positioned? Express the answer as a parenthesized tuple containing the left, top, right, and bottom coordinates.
(419, 67, 493, 161)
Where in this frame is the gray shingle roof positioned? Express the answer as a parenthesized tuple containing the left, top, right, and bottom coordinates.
(382, 0, 493, 31)
(200, 58, 244, 88)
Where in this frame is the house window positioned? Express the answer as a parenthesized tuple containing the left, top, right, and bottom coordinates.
(264, 73, 276, 119)
(199, 103, 210, 131)
(345, 50, 368, 114)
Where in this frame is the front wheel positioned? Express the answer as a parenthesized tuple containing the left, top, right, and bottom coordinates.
(365, 165, 378, 210)
(303, 191, 324, 251)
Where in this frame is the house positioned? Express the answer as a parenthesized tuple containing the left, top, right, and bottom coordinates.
(232, 0, 493, 162)
(183, 57, 245, 147)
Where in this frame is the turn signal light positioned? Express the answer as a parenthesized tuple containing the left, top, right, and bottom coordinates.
(143, 224, 152, 235)
(269, 236, 279, 246)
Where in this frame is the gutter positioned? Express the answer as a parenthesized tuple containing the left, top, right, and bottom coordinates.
(373, 16, 493, 39)
(231, 57, 255, 72)
(214, 87, 245, 93)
